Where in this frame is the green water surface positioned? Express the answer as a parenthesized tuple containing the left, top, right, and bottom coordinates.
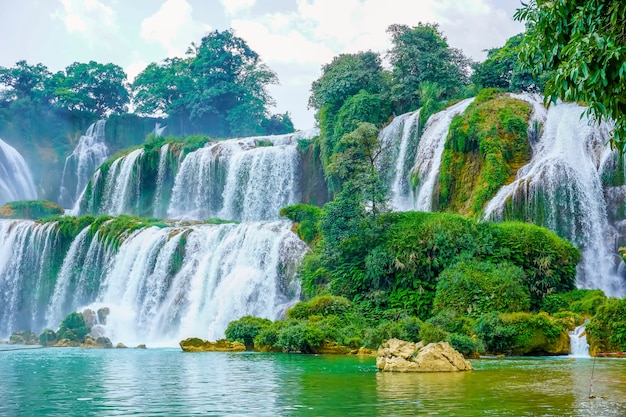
(0, 347, 625, 416)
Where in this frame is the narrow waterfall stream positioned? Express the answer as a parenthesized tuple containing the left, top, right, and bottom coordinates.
(569, 323, 590, 358)
(0, 138, 37, 205)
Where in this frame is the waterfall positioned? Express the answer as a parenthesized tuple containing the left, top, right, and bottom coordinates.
(569, 324, 590, 357)
(0, 218, 308, 345)
(377, 110, 421, 211)
(100, 148, 145, 215)
(412, 98, 475, 211)
(0, 220, 57, 336)
(152, 143, 171, 218)
(483, 96, 625, 297)
(0, 138, 37, 205)
(58, 120, 108, 208)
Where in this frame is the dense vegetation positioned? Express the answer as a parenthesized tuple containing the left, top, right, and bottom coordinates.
(0, 200, 64, 219)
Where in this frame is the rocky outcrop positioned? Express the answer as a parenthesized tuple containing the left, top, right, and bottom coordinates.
(9, 330, 38, 345)
(80, 335, 113, 349)
(180, 338, 246, 352)
(311, 341, 350, 355)
(115, 343, 128, 348)
(376, 339, 473, 372)
(53, 338, 80, 347)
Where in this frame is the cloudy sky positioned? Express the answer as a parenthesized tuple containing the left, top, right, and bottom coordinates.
(0, 0, 525, 129)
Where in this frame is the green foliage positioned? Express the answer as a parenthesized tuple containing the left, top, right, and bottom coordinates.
(387, 23, 470, 113)
(261, 112, 295, 135)
(438, 94, 532, 216)
(490, 222, 581, 308)
(275, 321, 326, 353)
(473, 312, 565, 355)
(225, 316, 272, 348)
(280, 204, 322, 243)
(515, 1, 626, 151)
(418, 322, 449, 344)
(287, 296, 352, 320)
(586, 297, 626, 353)
(133, 29, 278, 138)
(471, 33, 550, 92)
(56, 312, 90, 343)
(434, 260, 530, 318)
(0, 200, 64, 219)
(332, 90, 390, 144)
(38, 329, 57, 347)
(541, 289, 607, 315)
(447, 333, 484, 358)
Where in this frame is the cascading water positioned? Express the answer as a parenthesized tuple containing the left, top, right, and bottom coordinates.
(483, 95, 625, 297)
(98, 148, 145, 216)
(152, 143, 171, 218)
(411, 98, 475, 211)
(0, 138, 37, 205)
(0, 218, 308, 345)
(58, 120, 108, 208)
(377, 110, 421, 211)
(569, 323, 590, 358)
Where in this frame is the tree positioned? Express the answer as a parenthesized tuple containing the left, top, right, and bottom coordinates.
(52, 61, 130, 115)
(309, 51, 386, 112)
(133, 29, 278, 137)
(0, 60, 52, 104)
(514, 1, 626, 150)
(387, 23, 471, 113)
(471, 33, 549, 92)
(261, 112, 295, 135)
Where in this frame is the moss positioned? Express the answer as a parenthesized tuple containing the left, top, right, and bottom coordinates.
(438, 93, 532, 216)
(0, 200, 64, 220)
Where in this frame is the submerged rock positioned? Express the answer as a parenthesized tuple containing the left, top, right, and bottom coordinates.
(180, 338, 246, 352)
(376, 339, 473, 372)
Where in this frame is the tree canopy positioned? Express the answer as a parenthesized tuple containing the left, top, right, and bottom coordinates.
(387, 23, 470, 113)
(133, 29, 282, 137)
(515, 0, 626, 150)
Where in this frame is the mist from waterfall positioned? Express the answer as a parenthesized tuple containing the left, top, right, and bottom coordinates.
(0, 138, 37, 205)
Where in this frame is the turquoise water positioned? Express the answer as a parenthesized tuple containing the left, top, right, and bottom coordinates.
(1, 347, 625, 416)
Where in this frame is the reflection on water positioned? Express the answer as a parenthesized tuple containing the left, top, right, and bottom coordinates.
(0, 349, 625, 417)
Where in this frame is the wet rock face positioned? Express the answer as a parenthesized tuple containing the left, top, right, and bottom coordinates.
(376, 339, 473, 372)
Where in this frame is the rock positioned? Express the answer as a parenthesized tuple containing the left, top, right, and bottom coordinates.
(115, 343, 128, 348)
(9, 330, 38, 345)
(97, 307, 110, 325)
(135, 344, 147, 349)
(0, 339, 6, 344)
(80, 335, 113, 349)
(179, 338, 246, 352)
(38, 329, 57, 346)
(311, 341, 350, 355)
(356, 347, 376, 356)
(82, 308, 97, 328)
(376, 339, 472, 372)
(53, 338, 80, 347)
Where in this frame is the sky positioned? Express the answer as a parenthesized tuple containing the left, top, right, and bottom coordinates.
(0, 0, 525, 130)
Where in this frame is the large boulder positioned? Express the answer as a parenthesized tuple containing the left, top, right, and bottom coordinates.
(180, 338, 246, 352)
(80, 335, 113, 349)
(377, 339, 473, 372)
(9, 330, 38, 345)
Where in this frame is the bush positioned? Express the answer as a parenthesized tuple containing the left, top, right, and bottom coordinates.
(447, 333, 484, 358)
(586, 297, 626, 353)
(287, 295, 352, 320)
(280, 204, 322, 243)
(426, 310, 474, 335)
(276, 322, 326, 353)
(434, 260, 530, 317)
(56, 312, 90, 343)
(542, 289, 607, 315)
(0, 200, 64, 220)
(418, 322, 449, 344)
(473, 311, 565, 355)
(225, 316, 272, 348)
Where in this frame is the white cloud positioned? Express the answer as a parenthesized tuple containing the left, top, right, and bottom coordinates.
(141, 0, 211, 58)
(221, 0, 257, 16)
(125, 60, 149, 83)
(56, 0, 117, 47)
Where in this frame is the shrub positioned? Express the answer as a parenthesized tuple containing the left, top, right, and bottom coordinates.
(433, 260, 530, 318)
(286, 295, 352, 320)
(225, 316, 272, 348)
(542, 289, 607, 315)
(280, 204, 322, 243)
(418, 322, 449, 344)
(276, 322, 326, 353)
(447, 333, 484, 358)
(56, 312, 90, 343)
(0, 200, 64, 220)
(586, 297, 626, 353)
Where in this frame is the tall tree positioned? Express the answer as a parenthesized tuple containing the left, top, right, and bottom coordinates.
(0, 60, 52, 104)
(387, 23, 470, 113)
(52, 61, 130, 115)
(133, 29, 278, 137)
(515, 0, 626, 150)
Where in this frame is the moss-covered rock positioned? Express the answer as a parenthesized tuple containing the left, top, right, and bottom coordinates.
(179, 337, 246, 352)
(438, 93, 532, 216)
(9, 330, 39, 345)
(0, 200, 64, 219)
